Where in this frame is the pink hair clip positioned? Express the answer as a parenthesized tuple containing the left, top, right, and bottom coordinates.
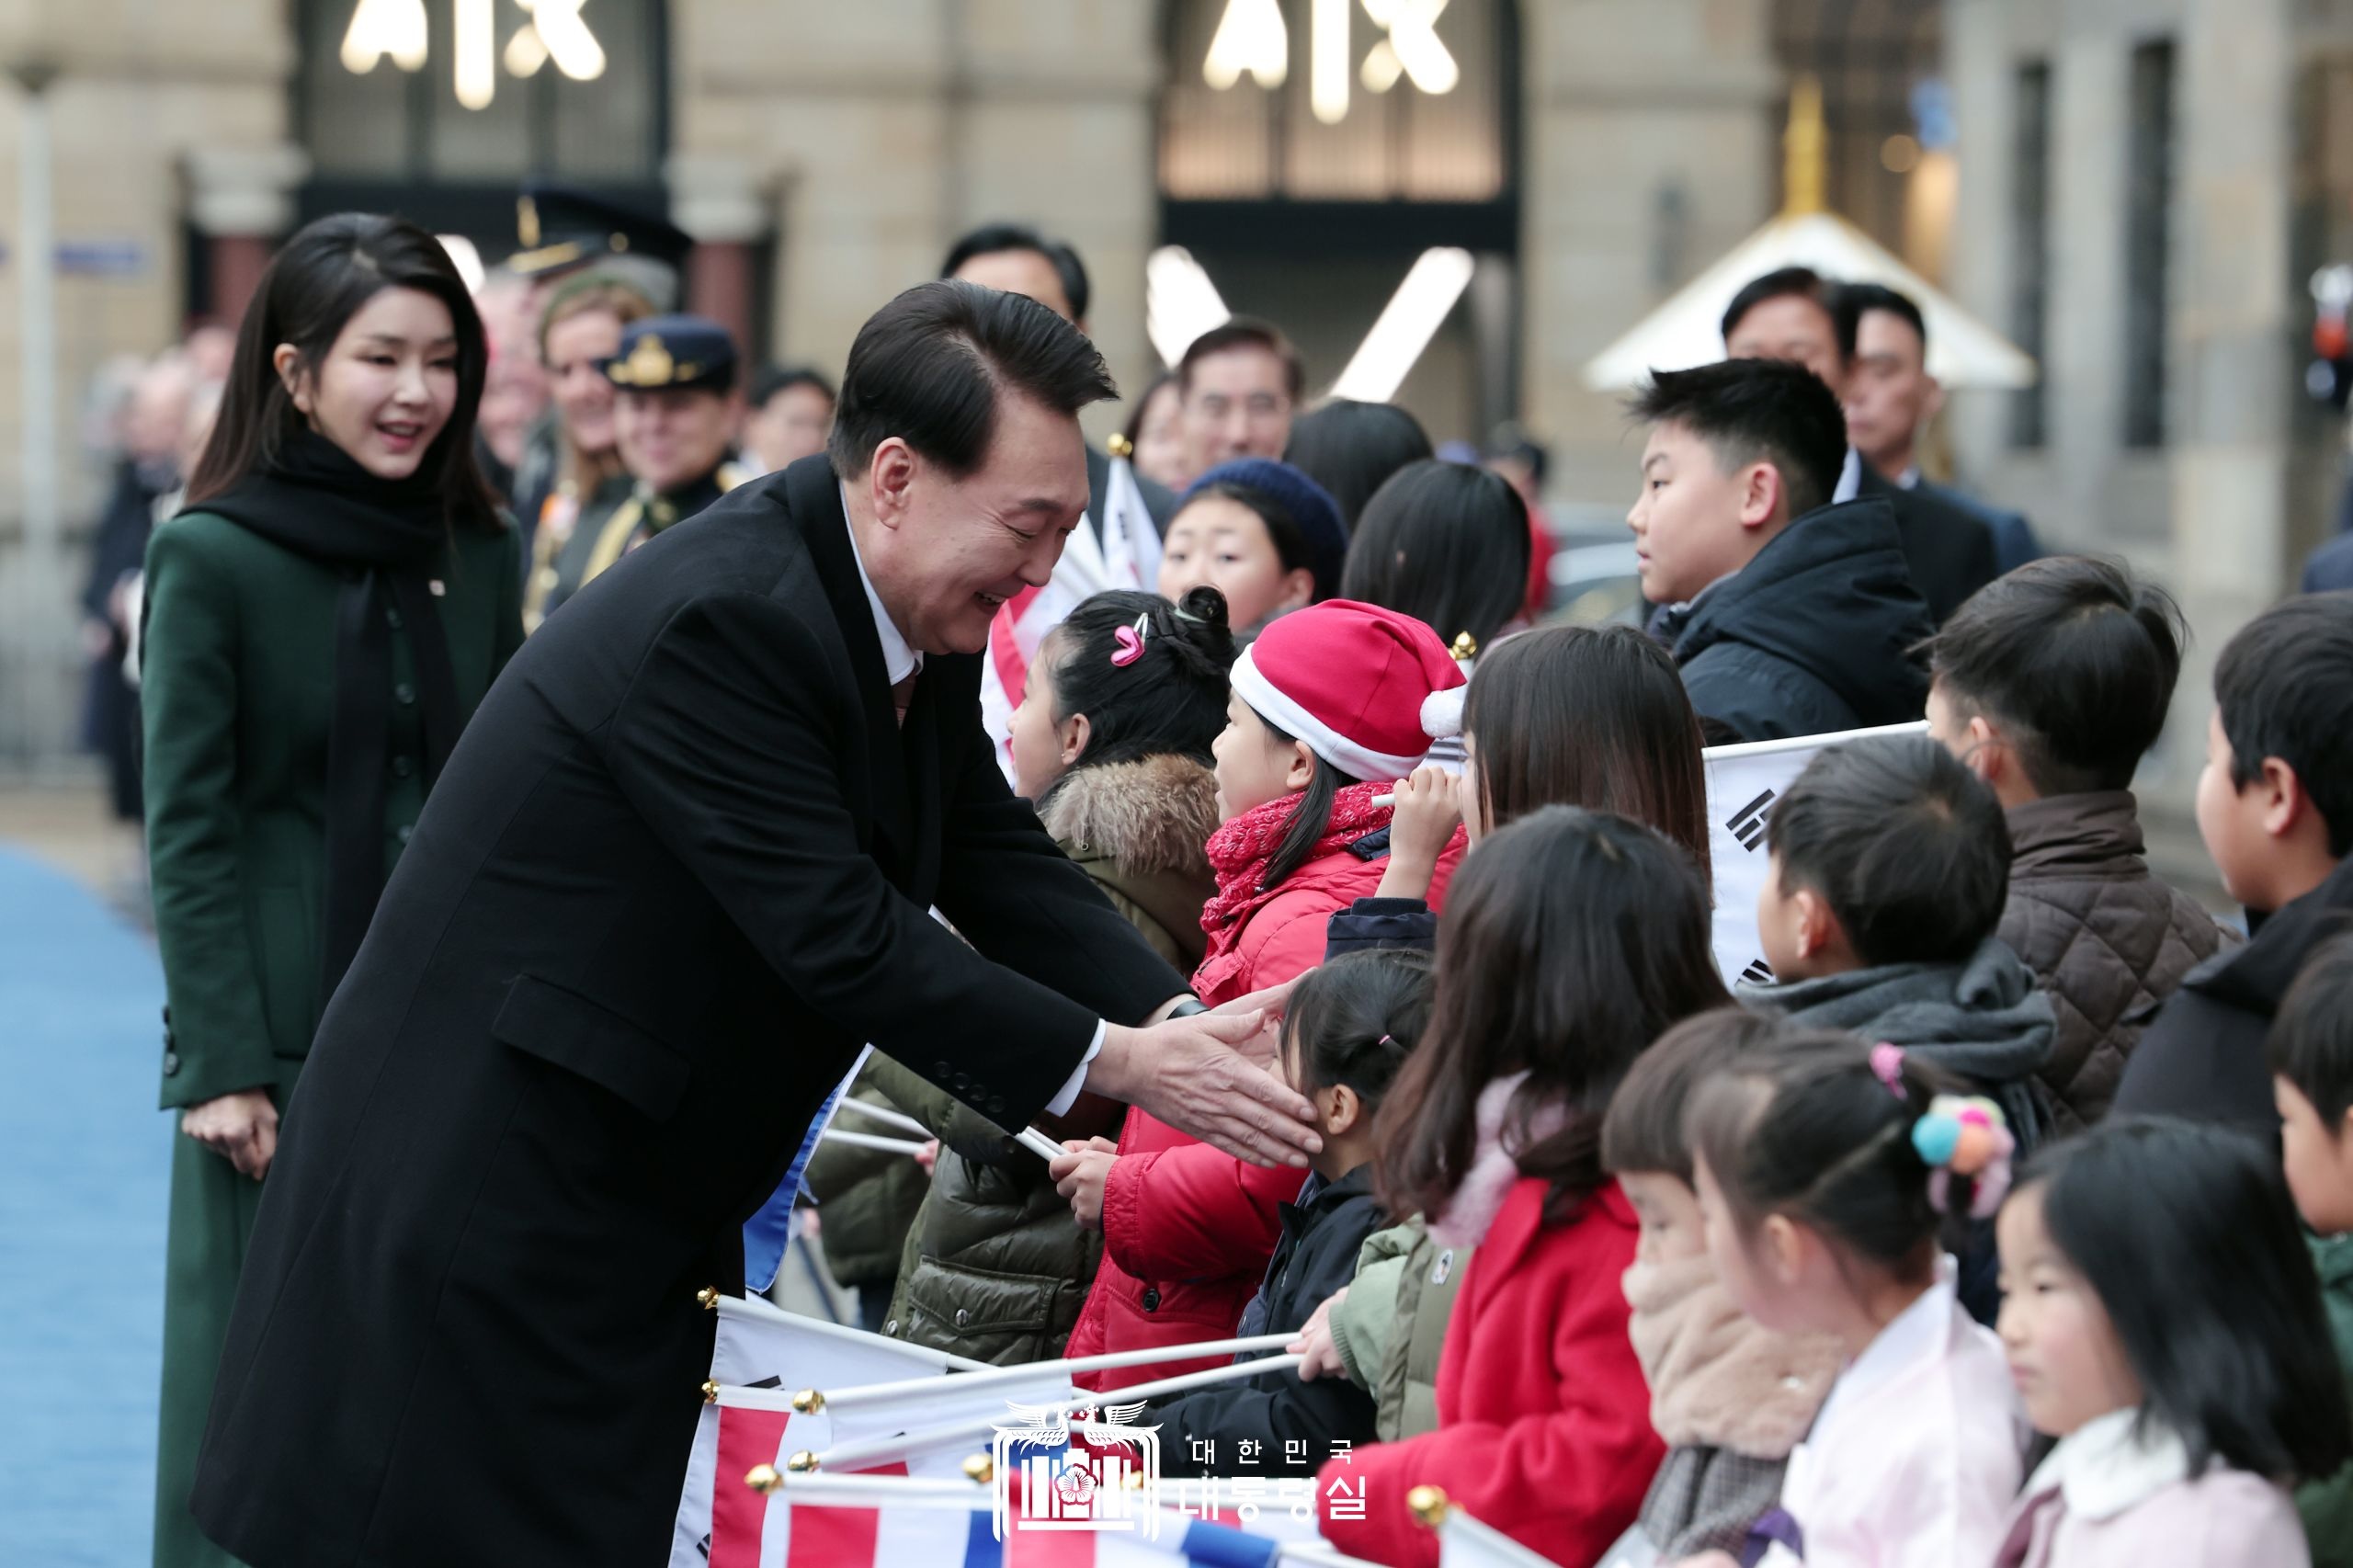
(1869, 1042, 1906, 1100)
(1110, 614, 1149, 668)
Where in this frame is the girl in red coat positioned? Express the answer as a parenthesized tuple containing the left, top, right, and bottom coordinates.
(1318, 806, 1733, 1568)
(1052, 602, 1471, 1391)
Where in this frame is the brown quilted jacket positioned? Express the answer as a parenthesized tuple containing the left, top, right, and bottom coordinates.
(1997, 791, 2233, 1128)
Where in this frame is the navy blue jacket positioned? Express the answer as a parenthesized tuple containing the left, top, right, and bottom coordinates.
(2305, 534, 2353, 594)
(1660, 496, 1934, 743)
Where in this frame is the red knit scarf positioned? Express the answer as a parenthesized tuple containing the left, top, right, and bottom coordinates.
(1199, 780, 1396, 937)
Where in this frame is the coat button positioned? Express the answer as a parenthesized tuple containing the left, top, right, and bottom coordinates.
(933, 1061, 952, 1078)
(393, 682, 416, 705)
(396, 824, 415, 844)
(1141, 1287, 1161, 1312)
(954, 1308, 971, 1327)
(162, 1051, 181, 1076)
(391, 756, 415, 778)
(986, 1096, 1006, 1115)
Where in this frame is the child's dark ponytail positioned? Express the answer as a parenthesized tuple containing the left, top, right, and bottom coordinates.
(1037, 587, 1238, 785)
(1285, 949, 1432, 1111)
(1685, 1029, 1987, 1272)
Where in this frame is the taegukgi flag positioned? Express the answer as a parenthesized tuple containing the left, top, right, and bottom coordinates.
(1701, 721, 1929, 990)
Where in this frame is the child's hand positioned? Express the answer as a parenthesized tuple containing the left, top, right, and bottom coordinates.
(1050, 1142, 1120, 1230)
(1376, 766, 1461, 900)
(1287, 1287, 1349, 1381)
(915, 1138, 939, 1174)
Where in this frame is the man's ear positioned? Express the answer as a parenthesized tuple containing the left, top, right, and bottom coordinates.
(1738, 461, 1784, 530)
(1922, 374, 1947, 426)
(1962, 713, 2006, 786)
(1285, 742, 1319, 793)
(869, 437, 918, 528)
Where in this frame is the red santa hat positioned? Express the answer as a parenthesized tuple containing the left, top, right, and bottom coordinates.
(1228, 599, 1469, 782)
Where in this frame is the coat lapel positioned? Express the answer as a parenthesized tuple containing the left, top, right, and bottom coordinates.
(784, 456, 916, 883)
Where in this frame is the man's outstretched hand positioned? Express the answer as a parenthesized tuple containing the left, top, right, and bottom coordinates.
(1086, 986, 1321, 1168)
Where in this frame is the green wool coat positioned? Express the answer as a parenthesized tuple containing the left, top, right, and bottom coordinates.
(142, 507, 521, 1568)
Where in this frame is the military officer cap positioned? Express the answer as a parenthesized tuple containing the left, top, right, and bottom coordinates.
(601, 314, 739, 395)
(510, 180, 693, 283)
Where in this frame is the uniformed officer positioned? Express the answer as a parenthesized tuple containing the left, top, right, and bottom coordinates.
(537, 314, 753, 620)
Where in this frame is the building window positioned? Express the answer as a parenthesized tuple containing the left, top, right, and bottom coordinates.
(2009, 60, 2052, 449)
(298, 0, 665, 185)
(1159, 0, 1512, 203)
(2123, 39, 2176, 449)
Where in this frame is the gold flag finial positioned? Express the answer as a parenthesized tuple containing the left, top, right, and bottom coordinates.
(697, 1286, 721, 1311)
(1406, 1485, 1452, 1529)
(786, 1450, 821, 1473)
(700, 1380, 720, 1404)
(1783, 74, 1828, 216)
(745, 1464, 784, 1494)
(1449, 631, 1479, 662)
(961, 1453, 995, 1484)
(791, 1389, 825, 1415)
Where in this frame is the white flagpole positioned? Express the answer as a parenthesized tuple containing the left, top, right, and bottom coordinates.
(728, 1331, 1300, 1417)
(767, 1354, 1309, 1475)
(833, 1099, 936, 1140)
(818, 1128, 929, 1157)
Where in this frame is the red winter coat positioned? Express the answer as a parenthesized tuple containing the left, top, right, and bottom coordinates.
(1067, 829, 1463, 1391)
(1318, 1176, 1663, 1568)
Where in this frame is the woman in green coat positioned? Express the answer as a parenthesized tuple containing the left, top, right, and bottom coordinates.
(142, 213, 523, 1568)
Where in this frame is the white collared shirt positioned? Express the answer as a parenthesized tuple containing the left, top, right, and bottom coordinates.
(836, 483, 1101, 1114)
(1833, 445, 1863, 504)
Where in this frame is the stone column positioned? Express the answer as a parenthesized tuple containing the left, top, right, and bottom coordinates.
(1518, 0, 1780, 513)
(184, 143, 309, 324)
(668, 153, 772, 358)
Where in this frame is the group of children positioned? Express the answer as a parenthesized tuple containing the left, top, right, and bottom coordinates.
(810, 370, 2353, 1567)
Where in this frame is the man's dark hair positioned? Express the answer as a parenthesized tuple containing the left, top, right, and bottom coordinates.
(1920, 556, 2188, 796)
(1720, 266, 1855, 363)
(2270, 930, 2353, 1137)
(1626, 358, 1847, 519)
(1178, 316, 1306, 401)
(1838, 280, 1928, 357)
(827, 280, 1117, 480)
(748, 363, 835, 412)
(2215, 592, 2353, 858)
(1768, 733, 2013, 968)
(939, 223, 1091, 322)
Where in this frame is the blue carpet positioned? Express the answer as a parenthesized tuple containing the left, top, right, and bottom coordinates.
(0, 848, 169, 1566)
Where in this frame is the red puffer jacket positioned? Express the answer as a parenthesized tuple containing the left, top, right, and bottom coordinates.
(1066, 825, 1462, 1392)
(1315, 1176, 1662, 1568)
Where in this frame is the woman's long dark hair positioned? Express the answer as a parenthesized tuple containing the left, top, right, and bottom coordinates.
(1377, 807, 1731, 1226)
(1255, 714, 1362, 890)
(188, 212, 501, 531)
(1340, 460, 1530, 654)
(2026, 1117, 2353, 1482)
(1286, 399, 1434, 528)
(1463, 625, 1712, 881)
(1035, 586, 1238, 795)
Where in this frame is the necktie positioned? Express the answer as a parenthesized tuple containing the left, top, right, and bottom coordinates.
(892, 671, 918, 727)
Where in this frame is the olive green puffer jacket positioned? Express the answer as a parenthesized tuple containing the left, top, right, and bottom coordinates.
(881, 755, 1221, 1364)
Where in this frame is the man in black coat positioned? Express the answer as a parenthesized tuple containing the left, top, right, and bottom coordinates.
(188, 282, 1320, 1568)
(1631, 359, 1933, 742)
(1722, 266, 1998, 624)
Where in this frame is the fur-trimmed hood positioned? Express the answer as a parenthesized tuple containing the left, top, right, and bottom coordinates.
(1039, 754, 1222, 882)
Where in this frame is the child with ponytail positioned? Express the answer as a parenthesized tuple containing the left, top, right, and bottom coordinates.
(1987, 1117, 2350, 1567)
(1684, 1034, 2029, 1568)
(1051, 601, 1471, 1391)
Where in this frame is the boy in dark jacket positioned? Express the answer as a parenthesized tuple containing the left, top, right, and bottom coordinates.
(1744, 733, 2055, 1321)
(2114, 591, 2353, 1134)
(1150, 950, 1427, 1478)
(1921, 556, 2229, 1128)
(1627, 358, 1933, 742)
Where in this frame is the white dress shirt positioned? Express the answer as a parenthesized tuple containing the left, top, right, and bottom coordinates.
(1833, 445, 1863, 504)
(839, 485, 1102, 1116)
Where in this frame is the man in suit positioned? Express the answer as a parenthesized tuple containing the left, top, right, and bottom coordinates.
(1722, 267, 1999, 622)
(1840, 281, 2043, 575)
(188, 281, 1321, 1568)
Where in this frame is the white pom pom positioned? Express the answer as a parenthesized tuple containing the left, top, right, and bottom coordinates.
(1421, 686, 1466, 740)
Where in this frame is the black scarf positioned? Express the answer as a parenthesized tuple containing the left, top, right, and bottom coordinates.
(193, 428, 464, 1003)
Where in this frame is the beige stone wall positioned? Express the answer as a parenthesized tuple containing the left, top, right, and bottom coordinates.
(0, 0, 292, 761)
